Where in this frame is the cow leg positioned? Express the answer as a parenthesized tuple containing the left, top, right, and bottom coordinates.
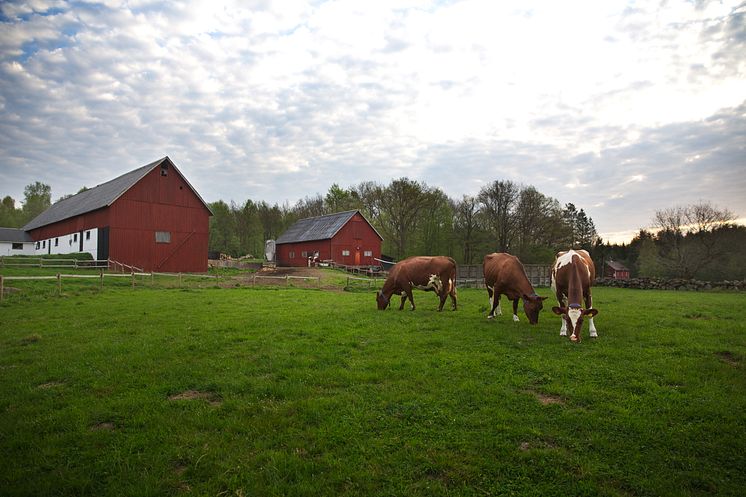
(586, 292, 598, 337)
(406, 288, 415, 311)
(398, 294, 406, 310)
(512, 298, 520, 322)
(449, 286, 457, 311)
(437, 291, 447, 311)
(556, 291, 567, 336)
(487, 287, 498, 319)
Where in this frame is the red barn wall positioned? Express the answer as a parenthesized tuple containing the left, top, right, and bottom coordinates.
(27, 208, 110, 241)
(276, 240, 332, 267)
(276, 213, 382, 267)
(27, 165, 210, 273)
(110, 167, 210, 272)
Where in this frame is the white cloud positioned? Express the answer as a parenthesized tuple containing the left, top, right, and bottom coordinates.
(0, 0, 744, 241)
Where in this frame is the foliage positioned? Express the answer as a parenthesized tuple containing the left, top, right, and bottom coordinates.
(0, 286, 744, 496)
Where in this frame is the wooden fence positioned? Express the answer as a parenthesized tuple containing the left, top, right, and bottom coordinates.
(0, 271, 219, 302)
(456, 264, 552, 288)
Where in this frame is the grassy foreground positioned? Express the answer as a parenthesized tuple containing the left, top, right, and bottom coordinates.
(0, 285, 744, 496)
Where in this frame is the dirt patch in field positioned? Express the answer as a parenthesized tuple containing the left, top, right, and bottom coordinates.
(37, 381, 64, 389)
(91, 422, 115, 431)
(526, 390, 564, 405)
(168, 390, 222, 406)
(715, 351, 739, 367)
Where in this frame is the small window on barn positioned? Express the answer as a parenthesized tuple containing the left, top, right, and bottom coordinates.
(155, 231, 171, 243)
(55, 238, 59, 247)
(161, 163, 168, 176)
(73, 233, 78, 242)
(289, 251, 295, 259)
(36, 241, 40, 249)
(12, 243, 23, 250)
(301, 251, 308, 257)
(86, 231, 91, 240)
(342, 249, 350, 256)
(42, 240, 46, 249)
(364, 250, 372, 257)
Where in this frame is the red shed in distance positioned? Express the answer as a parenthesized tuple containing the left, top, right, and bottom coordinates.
(22, 157, 212, 272)
(275, 210, 383, 267)
(604, 260, 630, 279)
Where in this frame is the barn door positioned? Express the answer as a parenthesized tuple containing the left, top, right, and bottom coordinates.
(97, 226, 109, 261)
(354, 249, 360, 265)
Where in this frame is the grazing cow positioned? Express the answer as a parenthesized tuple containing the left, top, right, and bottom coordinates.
(551, 249, 599, 342)
(483, 253, 547, 324)
(376, 256, 457, 311)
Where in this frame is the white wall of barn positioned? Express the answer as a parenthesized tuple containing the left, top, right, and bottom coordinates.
(34, 228, 99, 259)
(0, 241, 36, 256)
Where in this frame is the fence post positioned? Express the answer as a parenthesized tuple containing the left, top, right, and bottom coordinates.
(74, 259, 78, 269)
(179, 273, 182, 288)
(0, 274, 4, 302)
(131, 271, 135, 289)
(151, 272, 154, 286)
(100, 269, 104, 290)
(318, 276, 321, 288)
(253, 274, 256, 286)
(57, 273, 61, 296)
(286, 275, 289, 286)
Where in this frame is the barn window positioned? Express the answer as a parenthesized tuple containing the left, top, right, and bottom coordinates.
(12, 243, 23, 250)
(35, 242, 40, 249)
(301, 251, 308, 257)
(161, 163, 168, 176)
(364, 250, 372, 257)
(289, 251, 295, 259)
(155, 231, 171, 243)
(55, 238, 59, 247)
(42, 240, 46, 249)
(73, 233, 78, 242)
(86, 231, 91, 240)
(342, 249, 350, 256)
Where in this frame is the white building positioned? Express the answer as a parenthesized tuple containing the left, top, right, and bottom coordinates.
(0, 227, 36, 256)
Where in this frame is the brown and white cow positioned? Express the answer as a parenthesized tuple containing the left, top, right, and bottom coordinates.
(483, 253, 547, 324)
(376, 256, 457, 311)
(551, 249, 598, 342)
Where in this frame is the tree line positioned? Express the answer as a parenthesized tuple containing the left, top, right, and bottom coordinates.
(598, 202, 745, 281)
(208, 178, 597, 265)
(4, 179, 742, 281)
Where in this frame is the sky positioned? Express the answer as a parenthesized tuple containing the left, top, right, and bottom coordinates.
(0, 0, 744, 243)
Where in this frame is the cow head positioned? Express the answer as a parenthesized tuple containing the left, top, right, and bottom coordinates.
(376, 291, 390, 310)
(552, 304, 598, 341)
(522, 294, 548, 325)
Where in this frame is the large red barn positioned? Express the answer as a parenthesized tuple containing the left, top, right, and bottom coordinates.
(275, 210, 383, 267)
(23, 157, 212, 272)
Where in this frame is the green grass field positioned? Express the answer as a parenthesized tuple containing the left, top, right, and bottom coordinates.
(1, 282, 744, 496)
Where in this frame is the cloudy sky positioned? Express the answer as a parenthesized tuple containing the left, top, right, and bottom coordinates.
(1, 0, 744, 243)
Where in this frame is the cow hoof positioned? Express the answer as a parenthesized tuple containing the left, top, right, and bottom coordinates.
(487, 315, 493, 319)
(560, 331, 567, 336)
(570, 335, 579, 342)
(590, 332, 598, 338)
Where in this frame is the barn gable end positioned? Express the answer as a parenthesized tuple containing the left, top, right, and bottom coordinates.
(21, 157, 212, 272)
(275, 210, 382, 267)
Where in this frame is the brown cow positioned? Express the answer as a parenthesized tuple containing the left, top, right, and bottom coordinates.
(376, 256, 457, 311)
(550, 249, 598, 342)
(483, 253, 547, 324)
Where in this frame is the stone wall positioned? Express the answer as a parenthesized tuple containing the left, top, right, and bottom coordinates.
(594, 277, 744, 291)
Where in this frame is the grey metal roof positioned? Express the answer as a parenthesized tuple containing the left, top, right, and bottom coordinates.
(23, 157, 211, 231)
(276, 210, 382, 244)
(0, 227, 33, 243)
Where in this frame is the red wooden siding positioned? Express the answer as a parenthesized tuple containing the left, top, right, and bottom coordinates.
(276, 212, 382, 267)
(26, 162, 210, 273)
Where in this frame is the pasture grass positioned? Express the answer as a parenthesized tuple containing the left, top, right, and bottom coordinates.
(0, 285, 744, 496)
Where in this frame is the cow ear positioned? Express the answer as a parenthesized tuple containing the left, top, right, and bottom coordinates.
(551, 306, 566, 315)
(584, 308, 599, 317)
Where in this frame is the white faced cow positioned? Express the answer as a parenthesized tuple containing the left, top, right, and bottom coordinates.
(483, 253, 547, 324)
(551, 249, 599, 342)
(376, 256, 457, 311)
